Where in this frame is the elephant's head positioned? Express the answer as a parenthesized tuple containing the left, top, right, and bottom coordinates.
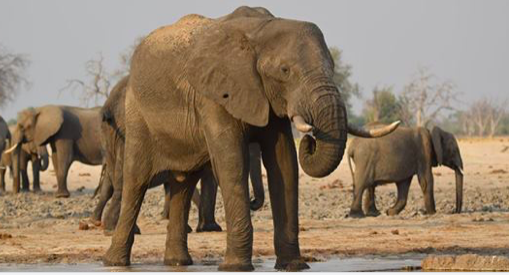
(186, 7, 353, 177)
(431, 126, 464, 213)
(10, 106, 64, 148)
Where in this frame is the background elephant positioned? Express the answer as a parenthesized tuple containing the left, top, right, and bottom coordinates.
(3, 126, 49, 193)
(0, 116, 12, 193)
(8, 105, 104, 198)
(103, 6, 398, 271)
(92, 76, 265, 235)
(347, 124, 464, 218)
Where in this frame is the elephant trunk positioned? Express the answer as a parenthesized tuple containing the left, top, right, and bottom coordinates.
(297, 91, 347, 178)
(39, 149, 49, 171)
(454, 169, 463, 214)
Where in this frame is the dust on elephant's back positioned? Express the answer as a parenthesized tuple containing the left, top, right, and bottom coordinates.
(142, 14, 213, 55)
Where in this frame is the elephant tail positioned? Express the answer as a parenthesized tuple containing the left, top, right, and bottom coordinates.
(347, 149, 355, 187)
(92, 165, 107, 199)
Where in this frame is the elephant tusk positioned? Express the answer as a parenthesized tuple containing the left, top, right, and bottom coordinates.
(348, 121, 401, 138)
(3, 143, 19, 154)
(292, 116, 313, 133)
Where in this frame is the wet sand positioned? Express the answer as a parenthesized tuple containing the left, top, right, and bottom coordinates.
(0, 137, 508, 270)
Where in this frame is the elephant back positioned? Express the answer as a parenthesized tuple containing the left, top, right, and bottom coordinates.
(141, 14, 214, 57)
(101, 76, 128, 135)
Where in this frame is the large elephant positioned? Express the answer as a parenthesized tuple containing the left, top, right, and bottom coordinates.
(7, 105, 104, 197)
(3, 126, 49, 193)
(347, 124, 464, 217)
(92, 76, 265, 234)
(103, 6, 399, 271)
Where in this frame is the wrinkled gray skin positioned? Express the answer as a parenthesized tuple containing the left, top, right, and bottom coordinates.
(11, 105, 103, 198)
(103, 6, 397, 271)
(347, 124, 464, 218)
(0, 116, 12, 193)
(3, 126, 49, 193)
(92, 76, 265, 235)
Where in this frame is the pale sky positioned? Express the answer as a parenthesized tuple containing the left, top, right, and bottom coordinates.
(1, 0, 508, 120)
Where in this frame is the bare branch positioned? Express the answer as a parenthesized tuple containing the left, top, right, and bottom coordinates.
(0, 45, 31, 107)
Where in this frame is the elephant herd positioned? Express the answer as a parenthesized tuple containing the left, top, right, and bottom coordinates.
(0, 6, 465, 271)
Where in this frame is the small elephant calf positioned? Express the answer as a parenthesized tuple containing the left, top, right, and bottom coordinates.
(347, 124, 464, 217)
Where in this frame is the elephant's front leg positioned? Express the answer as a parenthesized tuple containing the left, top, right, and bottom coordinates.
(418, 170, 436, 214)
(164, 174, 199, 266)
(31, 154, 42, 192)
(260, 118, 309, 271)
(203, 121, 253, 271)
(20, 152, 30, 192)
(103, 143, 150, 266)
(54, 140, 74, 198)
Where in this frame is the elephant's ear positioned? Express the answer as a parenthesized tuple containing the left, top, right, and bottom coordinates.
(431, 126, 444, 166)
(185, 24, 269, 127)
(34, 107, 64, 146)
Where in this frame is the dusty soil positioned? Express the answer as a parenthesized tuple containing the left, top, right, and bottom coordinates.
(1, 137, 509, 268)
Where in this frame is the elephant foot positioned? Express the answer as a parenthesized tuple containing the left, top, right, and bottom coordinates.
(218, 261, 254, 271)
(196, 222, 222, 233)
(33, 188, 42, 194)
(104, 224, 140, 236)
(89, 217, 102, 227)
(275, 257, 310, 271)
(103, 246, 131, 266)
(164, 253, 193, 266)
(425, 208, 437, 215)
(365, 209, 381, 217)
(55, 190, 70, 198)
(347, 209, 365, 218)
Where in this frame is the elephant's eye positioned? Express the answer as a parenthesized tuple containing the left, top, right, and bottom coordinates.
(281, 66, 290, 74)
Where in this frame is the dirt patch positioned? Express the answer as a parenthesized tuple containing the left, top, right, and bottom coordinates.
(490, 169, 507, 174)
(422, 254, 509, 271)
(0, 233, 12, 240)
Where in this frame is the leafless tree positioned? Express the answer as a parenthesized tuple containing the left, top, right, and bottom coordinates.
(0, 45, 30, 107)
(399, 67, 460, 127)
(61, 36, 144, 107)
(466, 97, 507, 137)
(60, 53, 112, 107)
(112, 36, 144, 79)
(469, 99, 489, 136)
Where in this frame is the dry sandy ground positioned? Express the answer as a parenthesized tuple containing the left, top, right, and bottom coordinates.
(0, 137, 508, 268)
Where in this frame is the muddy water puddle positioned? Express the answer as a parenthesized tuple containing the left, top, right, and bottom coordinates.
(0, 255, 423, 272)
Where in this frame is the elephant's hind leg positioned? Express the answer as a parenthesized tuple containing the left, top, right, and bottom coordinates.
(363, 186, 381, 217)
(387, 178, 411, 216)
(103, 146, 151, 266)
(164, 174, 199, 266)
(196, 168, 222, 233)
(92, 173, 113, 228)
(349, 169, 371, 218)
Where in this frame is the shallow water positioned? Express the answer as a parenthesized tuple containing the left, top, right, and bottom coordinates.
(0, 256, 423, 272)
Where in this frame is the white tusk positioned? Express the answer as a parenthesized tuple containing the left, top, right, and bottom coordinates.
(3, 143, 19, 154)
(348, 120, 401, 138)
(292, 116, 313, 133)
